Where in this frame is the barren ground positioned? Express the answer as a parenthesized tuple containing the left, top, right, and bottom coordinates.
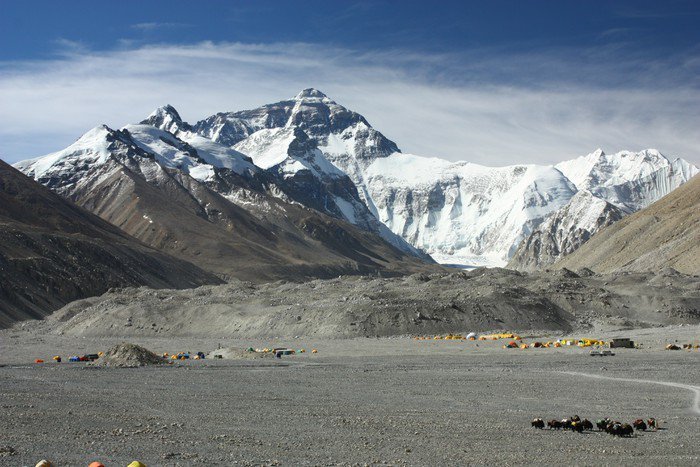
(1, 326, 698, 466)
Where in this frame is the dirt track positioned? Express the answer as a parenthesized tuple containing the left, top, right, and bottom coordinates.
(562, 371, 700, 415)
(1, 327, 699, 466)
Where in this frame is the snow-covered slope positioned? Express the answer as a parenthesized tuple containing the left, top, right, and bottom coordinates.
(147, 100, 426, 258)
(556, 149, 698, 212)
(507, 190, 625, 271)
(363, 153, 577, 266)
(194, 88, 398, 213)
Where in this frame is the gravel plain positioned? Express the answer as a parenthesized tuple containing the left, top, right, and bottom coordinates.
(1, 326, 699, 466)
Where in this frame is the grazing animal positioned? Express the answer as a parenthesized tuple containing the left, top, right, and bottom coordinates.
(605, 422, 622, 436)
(647, 418, 657, 430)
(531, 418, 545, 429)
(620, 424, 634, 437)
(548, 419, 562, 430)
(581, 419, 593, 431)
(571, 415, 581, 423)
(596, 418, 611, 431)
(607, 422, 634, 437)
(571, 421, 584, 433)
(561, 418, 573, 430)
(633, 419, 647, 431)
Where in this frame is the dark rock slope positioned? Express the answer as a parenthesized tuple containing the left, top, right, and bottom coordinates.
(0, 159, 221, 328)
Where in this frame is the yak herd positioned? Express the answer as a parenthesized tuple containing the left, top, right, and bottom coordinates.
(531, 416, 658, 437)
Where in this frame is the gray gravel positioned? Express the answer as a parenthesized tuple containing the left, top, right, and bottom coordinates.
(1, 329, 698, 466)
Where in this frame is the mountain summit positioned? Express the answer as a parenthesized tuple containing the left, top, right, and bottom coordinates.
(141, 104, 190, 135)
(294, 88, 332, 101)
(14, 90, 700, 269)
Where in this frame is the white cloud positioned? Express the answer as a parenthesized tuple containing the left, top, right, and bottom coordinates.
(0, 41, 698, 166)
(130, 22, 191, 31)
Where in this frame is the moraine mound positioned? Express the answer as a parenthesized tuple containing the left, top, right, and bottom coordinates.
(91, 343, 163, 368)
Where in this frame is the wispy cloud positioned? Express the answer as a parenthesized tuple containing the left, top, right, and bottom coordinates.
(0, 41, 698, 166)
(130, 22, 192, 31)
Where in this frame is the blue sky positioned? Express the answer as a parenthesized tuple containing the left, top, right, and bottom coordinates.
(1, 0, 699, 165)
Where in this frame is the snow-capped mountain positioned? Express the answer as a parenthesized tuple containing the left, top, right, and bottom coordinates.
(15, 89, 699, 269)
(14, 123, 257, 192)
(189, 89, 697, 267)
(193, 88, 398, 212)
(14, 123, 435, 280)
(507, 149, 698, 270)
(144, 101, 424, 257)
(507, 190, 625, 271)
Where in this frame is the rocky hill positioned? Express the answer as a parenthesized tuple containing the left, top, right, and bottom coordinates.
(0, 159, 220, 328)
(34, 268, 700, 338)
(554, 174, 700, 275)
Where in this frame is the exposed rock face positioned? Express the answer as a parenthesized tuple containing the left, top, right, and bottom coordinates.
(508, 191, 625, 271)
(0, 159, 221, 328)
(14, 125, 435, 282)
(554, 174, 700, 275)
(146, 101, 424, 258)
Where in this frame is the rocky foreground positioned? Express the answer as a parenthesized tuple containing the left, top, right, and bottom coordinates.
(21, 267, 700, 339)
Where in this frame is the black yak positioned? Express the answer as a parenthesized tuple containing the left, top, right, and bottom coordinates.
(531, 418, 545, 429)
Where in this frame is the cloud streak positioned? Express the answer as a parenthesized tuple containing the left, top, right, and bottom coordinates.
(130, 22, 191, 31)
(0, 41, 698, 166)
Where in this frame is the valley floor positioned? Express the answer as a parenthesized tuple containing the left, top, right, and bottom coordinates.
(1, 326, 699, 465)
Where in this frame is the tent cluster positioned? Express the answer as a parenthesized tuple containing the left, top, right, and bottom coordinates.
(504, 338, 607, 350)
(556, 338, 606, 347)
(35, 348, 216, 364)
(666, 343, 699, 350)
(35, 352, 103, 364)
(163, 351, 206, 360)
(414, 332, 522, 341)
(479, 333, 521, 341)
(414, 333, 475, 341)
